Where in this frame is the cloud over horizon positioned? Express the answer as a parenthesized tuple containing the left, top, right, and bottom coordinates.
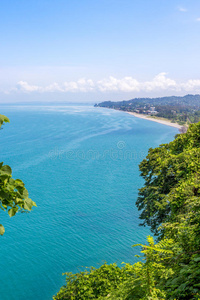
(7, 73, 200, 96)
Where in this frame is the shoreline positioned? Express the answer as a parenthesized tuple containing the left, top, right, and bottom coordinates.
(126, 111, 184, 130)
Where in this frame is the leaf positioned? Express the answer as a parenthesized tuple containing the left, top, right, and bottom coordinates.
(32, 200, 37, 207)
(1, 165, 12, 176)
(15, 179, 24, 187)
(24, 198, 36, 210)
(8, 207, 18, 217)
(193, 257, 200, 262)
(0, 114, 10, 128)
(22, 188, 29, 198)
(0, 224, 5, 235)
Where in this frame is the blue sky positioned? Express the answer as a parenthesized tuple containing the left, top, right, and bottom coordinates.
(1, 0, 200, 102)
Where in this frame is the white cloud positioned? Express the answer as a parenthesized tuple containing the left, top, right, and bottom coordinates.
(178, 7, 187, 12)
(16, 81, 42, 92)
(183, 79, 200, 91)
(14, 78, 95, 93)
(45, 82, 64, 92)
(64, 78, 94, 92)
(97, 76, 140, 92)
(143, 73, 178, 91)
(6, 73, 200, 95)
(196, 18, 200, 22)
(97, 73, 178, 92)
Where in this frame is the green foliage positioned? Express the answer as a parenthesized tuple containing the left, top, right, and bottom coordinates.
(53, 263, 133, 300)
(0, 114, 10, 129)
(166, 254, 200, 299)
(136, 122, 200, 236)
(136, 122, 200, 299)
(0, 114, 36, 234)
(53, 236, 175, 300)
(107, 237, 174, 300)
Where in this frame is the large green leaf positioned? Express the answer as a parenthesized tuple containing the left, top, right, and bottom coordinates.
(1, 165, 12, 176)
(24, 197, 36, 210)
(15, 179, 24, 187)
(8, 207, 18, 217)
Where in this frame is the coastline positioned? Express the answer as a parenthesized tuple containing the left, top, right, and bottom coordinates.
(127, 111, 183, 130)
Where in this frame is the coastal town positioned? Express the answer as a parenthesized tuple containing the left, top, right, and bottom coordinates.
(95, 94, 200, 129)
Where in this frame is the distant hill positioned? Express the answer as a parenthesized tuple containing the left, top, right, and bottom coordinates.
(95, 94, 200, 109)
(95, 94, 200, 125)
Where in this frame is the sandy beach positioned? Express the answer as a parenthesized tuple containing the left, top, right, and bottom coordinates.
(127, 112, 183, 130)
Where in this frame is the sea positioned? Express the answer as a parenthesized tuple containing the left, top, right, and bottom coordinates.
(0, 104, 178, 300)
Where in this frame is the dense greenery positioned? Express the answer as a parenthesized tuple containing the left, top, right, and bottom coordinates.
(54, 122, 200, 299)
(0, 114, 36, 235)
(53, 263, 133, 300)
(53, 237, 175, 300)
(95, 94, 200, 125)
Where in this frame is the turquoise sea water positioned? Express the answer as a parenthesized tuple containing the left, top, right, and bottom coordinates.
(0, 105, 178, 300)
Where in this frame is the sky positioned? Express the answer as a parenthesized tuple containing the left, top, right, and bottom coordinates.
(1, 0, 200, 103)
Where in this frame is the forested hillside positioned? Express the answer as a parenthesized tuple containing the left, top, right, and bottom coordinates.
(54, 123, 200, 300)
(95, 94, 200, 125)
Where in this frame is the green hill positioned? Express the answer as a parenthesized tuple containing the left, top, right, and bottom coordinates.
(95, 94, 200, 124)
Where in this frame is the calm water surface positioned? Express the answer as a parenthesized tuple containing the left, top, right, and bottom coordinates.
(0, 105, 178, 300)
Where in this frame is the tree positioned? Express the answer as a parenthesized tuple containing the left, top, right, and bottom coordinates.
(136, 123, 200, 237)
(53, 262, 133, 300)
(0, 114, 36, 235)
(135, 123, 200, 299)
(53, 236, 175, 300)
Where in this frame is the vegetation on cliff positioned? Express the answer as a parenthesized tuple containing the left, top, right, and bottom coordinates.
(54, 122, 200, 299)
